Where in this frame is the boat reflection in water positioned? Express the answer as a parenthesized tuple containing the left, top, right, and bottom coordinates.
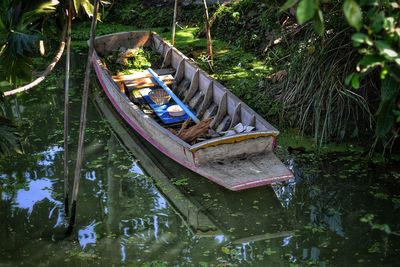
(94, 92, 294, 249)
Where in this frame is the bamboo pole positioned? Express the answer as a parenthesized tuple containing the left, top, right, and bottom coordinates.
(63, 1, 72, 216)
(202, 0, 213, 66)
(68, 0, 100, 232)
(171, 0, 178, 46)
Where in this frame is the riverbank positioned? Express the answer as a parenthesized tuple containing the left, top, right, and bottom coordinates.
(72, 21, 376, 155)
(102, 0, 390, 149)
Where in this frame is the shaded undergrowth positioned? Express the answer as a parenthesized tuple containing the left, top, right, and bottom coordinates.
(72, 0, 387, 150)
(207, 0, 379, 146)
(273, 29, 374, 145)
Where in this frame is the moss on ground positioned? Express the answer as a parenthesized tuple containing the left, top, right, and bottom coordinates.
(73, 22, 279, 118)
(277, 129, 366, 154)
(72, 21, 371, 153)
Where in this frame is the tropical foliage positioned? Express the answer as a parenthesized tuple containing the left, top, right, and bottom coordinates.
(0, 0, 59, 85)
(0, 0, 99, 157)
(281, 0, 400, 146)
(1, 0, 399, 150)
(205, 1, 372, 144)
(0, 0, 99, 87)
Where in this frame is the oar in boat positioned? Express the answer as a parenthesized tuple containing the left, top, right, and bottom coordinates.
(147, 68, 200, 124)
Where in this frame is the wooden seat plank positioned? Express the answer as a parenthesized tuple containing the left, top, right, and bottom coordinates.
(112, 68, 175, 83)
(124, 75, 174, 90)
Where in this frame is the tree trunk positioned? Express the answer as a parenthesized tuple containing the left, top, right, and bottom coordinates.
(171, 0, 178, 46)
(202, 0, 213, 66)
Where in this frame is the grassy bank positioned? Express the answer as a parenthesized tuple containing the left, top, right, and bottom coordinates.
(72, 21, 283, 123)
(72, 20, 370, 154)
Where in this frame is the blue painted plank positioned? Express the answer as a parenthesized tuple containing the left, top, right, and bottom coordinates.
(139, 88, 189, 124)
(147, 68, 200, 124)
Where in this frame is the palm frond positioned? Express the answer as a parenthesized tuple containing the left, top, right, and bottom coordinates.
(0, 0, 59, 84)
(8, 31, 38, 55)
(20, 0, 59, 28)
(73, 0, 109, 18)
(73, 0, 93, 16)
(0, 45, 32, 84)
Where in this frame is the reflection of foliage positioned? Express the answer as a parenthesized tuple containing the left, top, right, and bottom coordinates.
(284, 151, 400, 265)
(171, 177, 189, 186)
(0, 95, 21, 157)
(141, 260, 169, 267)
(0, 116, 21, 157)
(360, 213, 393, 235)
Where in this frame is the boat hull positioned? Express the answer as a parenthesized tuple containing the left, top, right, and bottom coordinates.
(92, 32, 293, 190)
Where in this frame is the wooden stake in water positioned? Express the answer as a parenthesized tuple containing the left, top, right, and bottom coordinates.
(68, 0, 100, 233)
(202, 0, 213, 66)
(171, 0, 178, 46)
(64, 0, 72, 216)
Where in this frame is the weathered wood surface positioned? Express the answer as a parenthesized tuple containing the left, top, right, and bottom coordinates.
(112, 68, 175, 82)
(93, 31, 293, 191)
(192, 134, 275, 164)
(147, 68, 200, 124)
(94, 32, 152, 56)
(124, 74, 174, 90)
(197, 151, 293, 191)
(112, 71, 151, 82)
(153, 33, 278, 132)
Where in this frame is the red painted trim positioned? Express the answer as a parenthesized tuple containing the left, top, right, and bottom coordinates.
(230, 173, 294, 191)
(93, 59, 190, 165)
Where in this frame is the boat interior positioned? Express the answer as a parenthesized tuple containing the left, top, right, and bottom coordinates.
(94, 32, 279, 145)
(93, 32, 293, 190)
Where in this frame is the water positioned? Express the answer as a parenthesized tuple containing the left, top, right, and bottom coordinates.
(1, 65, 400, 266)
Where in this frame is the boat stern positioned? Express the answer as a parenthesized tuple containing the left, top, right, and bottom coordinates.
(189, 133, 293, 190)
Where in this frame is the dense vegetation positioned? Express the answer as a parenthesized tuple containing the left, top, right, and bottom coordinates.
(280, 0, 400, 149)
(0, 0, 94, 157)
(105, 0, 399, 151)
(1, 0, 399, 154)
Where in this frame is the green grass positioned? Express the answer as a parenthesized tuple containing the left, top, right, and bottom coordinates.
(72, 22, 276, 102)
(71, 22, 293, 145)
(72, 21, 367, 153)
(277, 129, 365, 154)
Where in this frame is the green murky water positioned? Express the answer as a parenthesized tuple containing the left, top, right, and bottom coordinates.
(1, 64, 400, 266)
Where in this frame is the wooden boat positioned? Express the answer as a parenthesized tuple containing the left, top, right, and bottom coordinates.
(92, 31, 293, 191)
